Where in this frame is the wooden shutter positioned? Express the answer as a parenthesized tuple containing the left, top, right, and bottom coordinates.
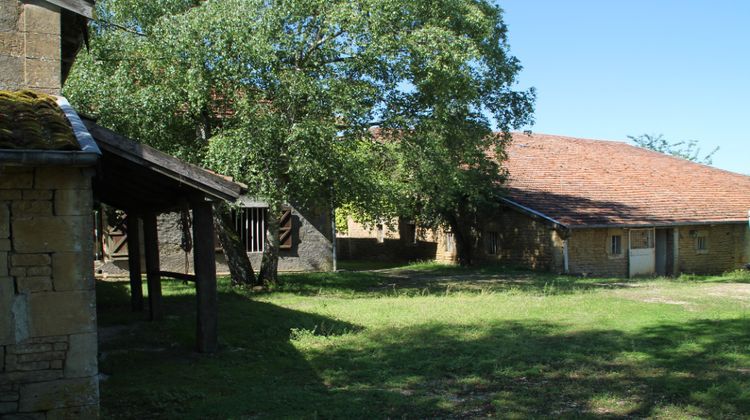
(279, 207, 292, 249)
(106, 215, 129, 259)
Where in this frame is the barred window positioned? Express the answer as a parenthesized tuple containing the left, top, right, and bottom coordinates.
(231, 207, 293, 252)
(611, 235, 622, 255)
(696, 235, 708, 252)
(231, 207, 267, 253)
(486, 231, 498, 255)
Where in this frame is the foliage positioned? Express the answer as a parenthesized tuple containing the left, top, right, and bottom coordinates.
(65, 0, 534, 277)
(97, 266, 750, 418)
(628, 133, 719, 165)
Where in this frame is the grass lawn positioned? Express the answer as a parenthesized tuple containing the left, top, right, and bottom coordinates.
(96, 263, 750, 418)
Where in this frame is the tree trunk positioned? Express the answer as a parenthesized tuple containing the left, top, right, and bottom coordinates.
(258, 203, 281, 286)
(447, 199, 475, 267)
(450, 219, 474, 267)
(213, 202, 257, 286)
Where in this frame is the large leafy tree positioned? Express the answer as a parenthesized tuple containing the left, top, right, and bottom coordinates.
(66, 0, 534, 277)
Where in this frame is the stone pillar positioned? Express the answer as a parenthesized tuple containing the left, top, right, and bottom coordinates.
(0, 166, 99, 418)
(0, 0, 62, 94)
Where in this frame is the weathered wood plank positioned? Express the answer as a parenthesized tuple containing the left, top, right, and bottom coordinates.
(83, 119, 244, 201)
(43, 0, 94, 18)
(159, 271, 197, 283)
(142, 212, 163, 321)
(192, 200, 218, 353)
(126, 214, 144, 312)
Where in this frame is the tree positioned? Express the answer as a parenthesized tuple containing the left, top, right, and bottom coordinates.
(628, 134, 718, 165)
(65, 0, 534, 276)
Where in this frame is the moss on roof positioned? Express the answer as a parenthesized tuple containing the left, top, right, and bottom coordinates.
(0, 90, 80, 151)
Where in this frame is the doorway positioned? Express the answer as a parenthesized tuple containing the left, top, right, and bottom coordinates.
(655, 228, 674, 276)
(629, 228, 655, 277)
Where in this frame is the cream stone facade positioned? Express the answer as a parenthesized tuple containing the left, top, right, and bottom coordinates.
(343, 209, 750, 277)
(0, 166, 99, 418)
(0, 0, 63, 94)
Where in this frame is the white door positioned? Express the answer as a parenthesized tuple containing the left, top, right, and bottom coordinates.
(629, 228, 655, 277)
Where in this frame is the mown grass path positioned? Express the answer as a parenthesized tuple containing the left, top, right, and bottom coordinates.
(96, 264, 750, 418)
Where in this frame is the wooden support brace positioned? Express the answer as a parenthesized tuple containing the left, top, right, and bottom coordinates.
(159, 271, 196, 282)
(126, 214, 144, 312)
(192, 200, 218, 353)
(142, 211, 163, 321)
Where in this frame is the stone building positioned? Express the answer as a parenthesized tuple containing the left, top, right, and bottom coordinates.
(98, 198, 334, 275)
(1, 0, 99, 417)
(341, 133, 750, 277)
(0, 92, 100, 417)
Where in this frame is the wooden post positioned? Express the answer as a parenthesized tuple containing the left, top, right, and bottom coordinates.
(126, 214, 144, 312)
(142, 211, 163, 321)
(192, 199, 218, 353)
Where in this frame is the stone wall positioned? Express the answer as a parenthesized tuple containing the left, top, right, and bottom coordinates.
(478, 208, 563, 271)
(338, 218, 443, 262)
(566, 224, 749, 277)
(0, 166, 99, 418)
(567, 228, 628, 277)
(0, 0, 62, 94)
(99, 204, 334, 275)
(676, 224, 749, 275)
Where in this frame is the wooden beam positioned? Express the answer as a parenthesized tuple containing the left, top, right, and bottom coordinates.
(126, 214, 144, 312)
(44, 0, 94, 18)
(159, 271, 196, 283)
(83, 120, 245, 201)
(142, 212, 163, 321)
(192, 200, 218, 353)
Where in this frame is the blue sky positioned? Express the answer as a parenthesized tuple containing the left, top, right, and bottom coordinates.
(500, 0, 749, 175)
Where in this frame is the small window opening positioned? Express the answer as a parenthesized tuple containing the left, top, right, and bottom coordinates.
(486, 231, 498, 255)
(696, 235, 708, 252)
(611, 235, 622, 255)
(231, 207, 268, 253)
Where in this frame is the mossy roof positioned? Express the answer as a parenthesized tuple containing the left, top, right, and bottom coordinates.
(0, 90, 80, 151)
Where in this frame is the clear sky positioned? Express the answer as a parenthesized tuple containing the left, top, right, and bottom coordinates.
(500, 0, 749, 175)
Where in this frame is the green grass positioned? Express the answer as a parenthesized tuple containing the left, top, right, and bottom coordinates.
(96, 264, 750, 418)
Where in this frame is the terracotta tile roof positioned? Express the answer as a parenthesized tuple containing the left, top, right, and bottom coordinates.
(503, 133, 750, 227)
(0, 90, 80, 151)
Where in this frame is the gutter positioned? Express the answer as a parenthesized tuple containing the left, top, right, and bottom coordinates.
(567, 220, 749, 229)
(499, 197, 568, 232)
(0, 97, 101, 167)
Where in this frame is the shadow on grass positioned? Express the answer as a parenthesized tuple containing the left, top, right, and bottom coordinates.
(304, 318, 750, 418)
(96, 280, 361, 419)
(97, 279, 750, 418)
(277, 265, 642, 297)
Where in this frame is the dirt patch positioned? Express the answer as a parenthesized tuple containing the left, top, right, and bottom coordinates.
(640, 297, 690, 305)
(702, 284, 750, 300)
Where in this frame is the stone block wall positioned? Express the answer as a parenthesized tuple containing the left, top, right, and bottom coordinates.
(0, 0, 62, 94)
(567, 228, 629, 277)
(338, 218, 444, 262)
(0, 166, 99, 418)
(99, 204, 334, 275)
(676, 224, 749, 275)
(478, 207, 563, 271)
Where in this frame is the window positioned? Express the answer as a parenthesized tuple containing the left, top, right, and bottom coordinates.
(696, 234, 708, 253)
(630, 229, 654, 249)
(610, 235, 622, 255)
(445, 232, 455, 253)
(486, 231, 498, 255)
(231, 207, 293, 252)
(231, 207, 267, 253)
